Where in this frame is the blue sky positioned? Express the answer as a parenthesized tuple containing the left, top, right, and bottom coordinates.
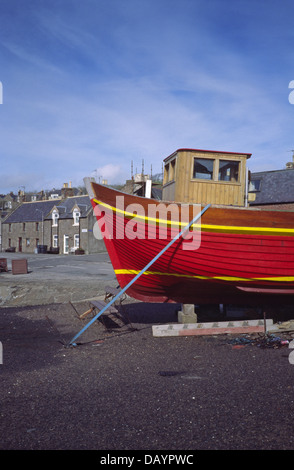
(0, 0, 294, 193)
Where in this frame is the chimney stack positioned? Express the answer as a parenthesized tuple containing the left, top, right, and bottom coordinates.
(286, 151, 294, 169)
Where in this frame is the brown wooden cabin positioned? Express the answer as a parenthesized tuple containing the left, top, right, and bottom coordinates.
(162, 148, 251, 206)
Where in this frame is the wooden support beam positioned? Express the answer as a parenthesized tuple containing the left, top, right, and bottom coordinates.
(79, 307, 95, 319)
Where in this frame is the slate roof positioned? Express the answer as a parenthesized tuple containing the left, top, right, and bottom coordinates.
(3, 199, 61, 223)
(249, 169, 294, 205)
(151, 186, 162, 200)
(46, 196, 92, 219)
(3, 196, 92, 223)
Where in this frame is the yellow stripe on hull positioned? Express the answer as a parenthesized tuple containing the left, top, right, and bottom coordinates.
(115, 269, 294, 283)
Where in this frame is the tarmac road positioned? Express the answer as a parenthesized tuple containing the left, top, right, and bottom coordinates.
(1, 251, 114, 280)
(1, 251, 294, 454)
(0, 251, 117, 306)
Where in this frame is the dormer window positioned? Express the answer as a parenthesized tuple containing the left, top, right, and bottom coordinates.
(73, 208, 80, 226)
(249, 179, 261, 192)
(52, 209, 59, 226)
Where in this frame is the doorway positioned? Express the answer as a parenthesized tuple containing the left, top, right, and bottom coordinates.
(63, 235, 69, 254)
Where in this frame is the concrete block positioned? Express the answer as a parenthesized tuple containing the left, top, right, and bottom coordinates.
(178, 304, 197, 324)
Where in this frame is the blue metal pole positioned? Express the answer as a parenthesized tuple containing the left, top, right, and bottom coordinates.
(67, 203, 211, 346)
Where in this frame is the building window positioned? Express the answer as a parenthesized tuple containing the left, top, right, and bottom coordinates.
(193, 158, 214, 180)
(36, 222, 39, 231)
(26, 238, 30, 247)
(249, 179, 261, 192)
(53, 234, 58, 248)
(73, 209, 80, 226)
(36, 238, 39, 248)
(8, 224, 11, 233)
(218, 160, 240, 182)
(52, 210, 59, 226)
(74, 234, 80, 249)
(23, 223, 26, 232)
(8, 238, 11, 247)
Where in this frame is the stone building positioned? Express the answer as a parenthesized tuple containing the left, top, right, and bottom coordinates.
(47, 195, 102, 254)
(2, 199, 60, 253)
(2, 195, 105, 254)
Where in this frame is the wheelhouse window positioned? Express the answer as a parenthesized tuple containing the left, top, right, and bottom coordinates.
(164, 158, 176, 183)
(169, 159, 176, 181)
(218, 160, 239, 182)
(193, 158, 214, 180)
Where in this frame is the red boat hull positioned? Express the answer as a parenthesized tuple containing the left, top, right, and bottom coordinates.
(87, 181, 294, 306)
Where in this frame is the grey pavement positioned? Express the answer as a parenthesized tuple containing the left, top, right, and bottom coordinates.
(0, 251, 117, 306)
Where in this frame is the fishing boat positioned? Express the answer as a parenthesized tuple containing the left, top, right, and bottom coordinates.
(85, 177, 294, 306)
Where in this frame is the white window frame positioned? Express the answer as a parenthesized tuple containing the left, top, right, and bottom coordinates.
(73, 208, 80, 226)
(52, 209, 59, 227)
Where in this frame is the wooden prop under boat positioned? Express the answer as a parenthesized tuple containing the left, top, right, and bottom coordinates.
(85, 178, 294, 306)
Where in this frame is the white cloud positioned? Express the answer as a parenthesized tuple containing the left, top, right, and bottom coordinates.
(91, 164, 124, 184)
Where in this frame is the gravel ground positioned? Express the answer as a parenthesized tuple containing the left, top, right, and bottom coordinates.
(1, 298, 294, 453)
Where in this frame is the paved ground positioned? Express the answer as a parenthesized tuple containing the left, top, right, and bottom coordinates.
(1, 251, 294, 454)
(1, 250, 115, 277)
(0, 252, 117, 306)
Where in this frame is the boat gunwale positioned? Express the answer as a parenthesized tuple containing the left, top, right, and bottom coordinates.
(92, 197, 294, 236)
